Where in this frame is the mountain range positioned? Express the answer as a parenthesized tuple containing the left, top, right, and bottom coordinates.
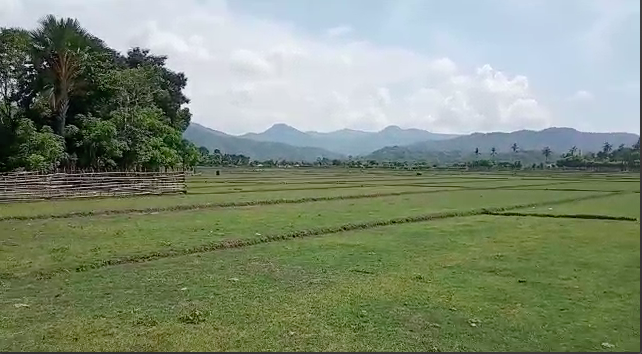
(184, 122, 639, 162)
(240, 123, 458, 156)
(184, 123, 343, 161)
(366, 127, 640, 162)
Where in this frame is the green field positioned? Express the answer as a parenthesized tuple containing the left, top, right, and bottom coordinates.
(0, 169, 639, 351)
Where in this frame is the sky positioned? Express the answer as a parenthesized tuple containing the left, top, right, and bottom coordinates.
(1, 0, 639, 135)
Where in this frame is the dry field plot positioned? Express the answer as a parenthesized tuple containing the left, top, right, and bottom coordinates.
(0, 169, 639, 351)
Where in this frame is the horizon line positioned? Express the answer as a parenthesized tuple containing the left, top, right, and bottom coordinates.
(190, 121, 641, 137)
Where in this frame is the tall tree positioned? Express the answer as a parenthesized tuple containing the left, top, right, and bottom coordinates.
(633, 138, 640, 152)
(542, 146, 552, 163)
(474, 147, 480, 159)
(124, 47, 191, 131)
(74, 114, 123, 170)
(602, 141, 613, 155)
(179, 139, 199, 169)
(0, 16, 201, 172)
(0, 28, 32, 171)
(29, 15, 96, 135)
(0, 28, 31, 123)
(568, 145, 577, 157)
(510, 143, 518, 162)
(490, 147, 497, 160)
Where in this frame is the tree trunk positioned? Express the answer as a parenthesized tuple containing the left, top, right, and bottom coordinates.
(56, 96, 69, 136)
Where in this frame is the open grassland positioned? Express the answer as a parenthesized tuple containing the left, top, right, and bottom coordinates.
(513, 192, 641, 219)
(0, 169, 639, 351)
(512, 180, 640, 192)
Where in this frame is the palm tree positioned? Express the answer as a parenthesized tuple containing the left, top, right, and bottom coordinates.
(542, 146, 552, 163)
(510, 143, 518, 162)
(30, 15, 94, 135)
(490, 147, 497, 160)
(633, 138, 640, 151)
(474, 147, 480, 159)
(568, 145, 577, 157)
(602, 141, 613, 155)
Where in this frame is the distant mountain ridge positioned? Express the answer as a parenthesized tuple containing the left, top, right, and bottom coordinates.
(406, 127, 639, 153)
(366, 127, 640, 162)
(184, 123, 343, 161)
(239, 123, 459, 155)
(184, 122, 639, 163)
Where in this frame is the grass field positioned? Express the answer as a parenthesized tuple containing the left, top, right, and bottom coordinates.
(0, 168, 639, 351)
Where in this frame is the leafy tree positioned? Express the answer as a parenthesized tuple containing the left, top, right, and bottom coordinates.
(211, 149, 223, 166)
(124, 48, 191, 131)
(179, 139, 199, 169)
(467, 159, 493, 168)
(197, 146, 210, 165)
(98, 66, 161, 114)
(542, 146, 552, 163)
(194, 147, 253, 167)
(110, 106, 178, 170)
(602, 141, 613, 155)
(0, 28, 31, 123)
(0, 28, 32, 170)
(74, 114, 123, 169)
(11, 117, 65, 170)
(0, 15, 196, 172)
(618, 143, 625, 150)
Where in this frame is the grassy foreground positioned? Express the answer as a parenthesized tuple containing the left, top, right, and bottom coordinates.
(1, 217, 638, 351)
(0, 170, 639, 351)
(0, 189, 602, 278)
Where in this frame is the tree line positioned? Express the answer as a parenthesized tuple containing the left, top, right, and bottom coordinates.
(0, 16, 199, 173)
(555, 140, 640, 170)
(194, 139, 641, 171)
(464, 141, 639, 171)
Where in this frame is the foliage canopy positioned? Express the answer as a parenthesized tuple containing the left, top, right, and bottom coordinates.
(0, 16, 196, 172)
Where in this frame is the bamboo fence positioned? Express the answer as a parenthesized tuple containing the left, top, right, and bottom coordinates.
(0, 171, 187, 203)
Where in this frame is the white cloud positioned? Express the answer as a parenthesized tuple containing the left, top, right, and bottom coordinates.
(325, 25, 353, 38)
(567, 90, 594, 102)
(0, 0, 552, 134)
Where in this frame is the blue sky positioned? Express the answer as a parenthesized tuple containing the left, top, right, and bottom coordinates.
(226, 0, 640, 133)
(230, 0, 639, 88)
(2, 0, 639, 134)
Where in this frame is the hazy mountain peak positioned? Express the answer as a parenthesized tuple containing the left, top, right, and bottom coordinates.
(381, 125, 403, 132)
(541, 127, 579, 133)
(233, 122, 459, 155)
(265, 123, 301, 133)
(189, 122, 231, 137)
(184, 123, 343, 161)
